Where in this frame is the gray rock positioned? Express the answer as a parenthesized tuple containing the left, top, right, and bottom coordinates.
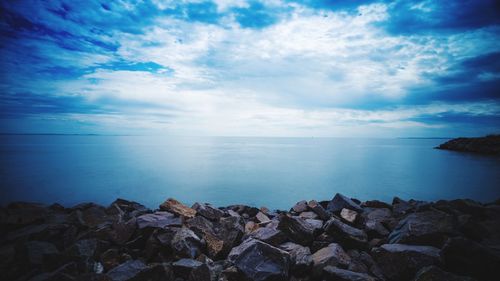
(171, 227, 203, 259)
(280, 242, 313, 276)
(327, 194, 363, 213)
(388, 210, 456, 247)
(278, 215, 315, 246)
(372, 244, 441, 281)
(308, 200, 331, 221)
(292, 201, 309, 213)
(311, 243, 351, 276)
(172, 258, 211, 281)
(324, 217, 368, 249)
(299, 211, 318, 220)
(323, 266, 376, 281)
(136, 212, 181, 229)
(249, 227, 287, 246)
(192, 203, 224, 221)
(106, 260, 147, 281)
(229, 239, 291, 281)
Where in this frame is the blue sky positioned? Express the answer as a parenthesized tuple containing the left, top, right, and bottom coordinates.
(1, 0, 499, 137)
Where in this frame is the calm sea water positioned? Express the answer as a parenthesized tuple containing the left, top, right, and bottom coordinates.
(1, 135, 499, 210)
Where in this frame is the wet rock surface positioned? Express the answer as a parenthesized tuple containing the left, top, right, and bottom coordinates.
(1, 195, 498, 281)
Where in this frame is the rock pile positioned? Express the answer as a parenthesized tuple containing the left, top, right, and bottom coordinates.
(1, 194, 499, 281)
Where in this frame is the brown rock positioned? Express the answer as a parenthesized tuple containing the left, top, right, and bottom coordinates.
(159, 198, 196, 218)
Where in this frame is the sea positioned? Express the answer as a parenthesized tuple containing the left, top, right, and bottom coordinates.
(1, 135, 499, 210)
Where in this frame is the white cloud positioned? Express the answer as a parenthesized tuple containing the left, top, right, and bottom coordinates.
(38, 2, 499, 136)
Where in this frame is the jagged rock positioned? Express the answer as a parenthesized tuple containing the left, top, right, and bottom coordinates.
(279, 242, 313, 276)
(327, 194, 363, 214)
(340, 208, 358, 224)
(372, 244, 441, 281)
(136, 212, 181, 229)
(245, 221, 259, 234)
(278, 215, 315, 246)
(192, 203, 224, 221)
(108, 218, 137, 245)
(307, 200, 330, 221)
(305, 219, 323, 235)
(256, 212, 271, 224)
(171, 228, 203, 259)
(292, 201, 309, 213)
(388, 210, 456, 247)
(227, 205, 260, 217)
(441, 237, 500, 281)
(324, 217, 368, 249)
(296, 211, 316, 220)
(249, 227, 287, 246)
(365, 220, 389, 238)
(311, 243, 351, 276)
(229, 239, 290, 281)
(159, 198, 196, 218)
(71, 203, 110, 228)
(106, 260, 147, 281)
(107, 199, 148, 221)
(392, 197, 414, 217)
(323, 266, 376, 281)
(172, 258, 211, 281)
(362, 200, 392, 209)
(413, 265, 477, 281)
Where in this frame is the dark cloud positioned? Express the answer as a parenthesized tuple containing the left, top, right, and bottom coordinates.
(382, 0, 500, 34)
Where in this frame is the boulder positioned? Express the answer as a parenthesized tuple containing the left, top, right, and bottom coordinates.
(159, 198, 196, 218)
(192, 203, 224, 221)
(279, 242, 313, 276)
(299, 211, 318, 220)
(311, 243, 351, 276)
(172, 258, 211, 281)
(256, 212, 271, 224)
(106, 260, 147, 281)
(362, 200, 392, 209)
(249, 227, 287, 246)
(413, 265, 477, 281)
(327, 194, 363, 214)
(171, 228, 203, 259)
(388, 210, 456, 247)
(230, 239, 291, 281)
(441, 237, 500, 281)
(71, 203, 110, 228)
(278, 215, 315, 246)
(371, 244, 441, 281)
(136, 212, 181, 229)
(324, 217, 368, 249)
(340, 208, 358, 224)
(323, 266, 376, 281)
(307, 200, 330, 221)
(292, 201, 309, 213)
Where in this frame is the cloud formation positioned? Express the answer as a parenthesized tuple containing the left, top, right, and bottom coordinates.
(1, 0, 499, 136)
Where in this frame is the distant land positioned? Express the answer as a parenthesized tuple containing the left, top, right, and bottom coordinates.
(436, 135, 500, 155)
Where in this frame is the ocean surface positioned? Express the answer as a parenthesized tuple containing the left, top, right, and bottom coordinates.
(1, 135, 499, 210)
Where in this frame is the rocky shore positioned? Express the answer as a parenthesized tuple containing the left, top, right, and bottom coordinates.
(1, 194, 500, 281)
(436, 135, 500, 155)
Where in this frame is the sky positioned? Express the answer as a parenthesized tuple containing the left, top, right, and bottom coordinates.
(1, 0, 499, 137)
